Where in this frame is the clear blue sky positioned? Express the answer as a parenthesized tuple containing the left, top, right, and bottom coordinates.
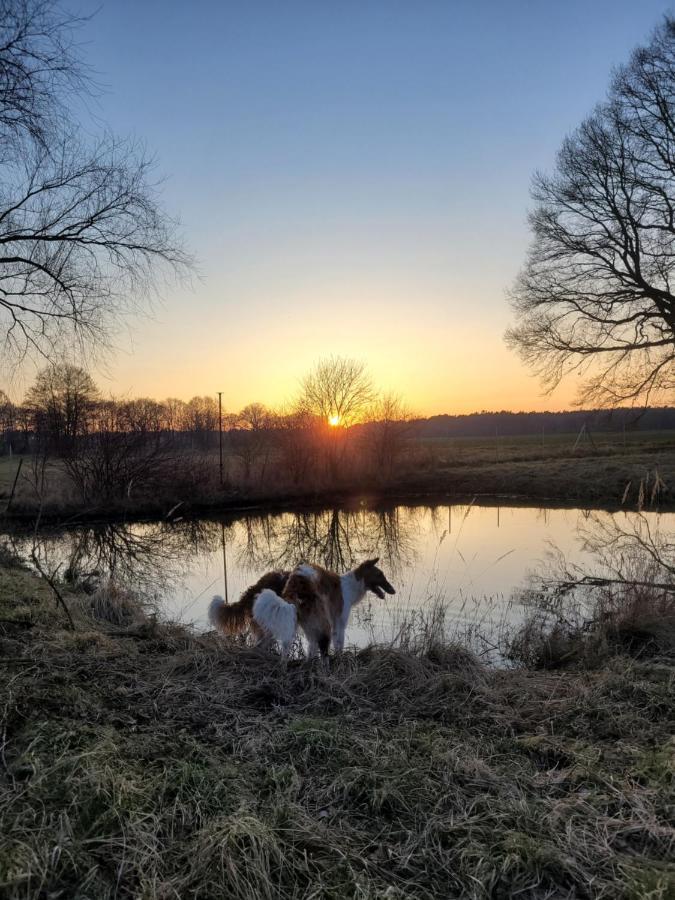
(54, 1, 674, 412)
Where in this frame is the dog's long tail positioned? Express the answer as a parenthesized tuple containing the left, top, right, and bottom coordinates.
(252, 589, 297, 648)
(208, 570, 289, 636)
(208, 594, 251, 634)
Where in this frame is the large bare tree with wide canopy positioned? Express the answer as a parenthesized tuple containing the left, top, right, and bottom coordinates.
(507, 17, 675, 405)
(0, 1, 190, 366)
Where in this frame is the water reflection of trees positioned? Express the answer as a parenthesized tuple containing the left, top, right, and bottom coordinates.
(7, 518, 225, 597)
(576, 511, 674, 585)
(517, 510, 675, 618)
(4, 504, 425, 597)
(234, 507, 420, 577)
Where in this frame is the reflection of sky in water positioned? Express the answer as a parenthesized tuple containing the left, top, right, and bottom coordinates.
(4, 504, 673, 649)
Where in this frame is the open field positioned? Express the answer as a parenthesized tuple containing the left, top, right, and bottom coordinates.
(1, 555, 674, 898)
(0, 456, 19, 493)
(0, 431, 674, 521)
(401, 437, 675, 509)
(414, 429, 675, 464)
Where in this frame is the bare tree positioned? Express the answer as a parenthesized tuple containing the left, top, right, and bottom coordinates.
(227, 402, 274, 484)
(62, 398, 171, 505)
(119, 398, 165, 441)
(365, 393, 415, 479)
(0, 0, 88, 153)
(25, 362, 98, 450)
(0, 387, 14, 449)
(183, 395, 218, 450)
(0, 1, 191, 366)
(275, 407, 319, 485)
(298, 356, 374, 426)
(507, 17, 675, 406)
(161, 397, 186, 439)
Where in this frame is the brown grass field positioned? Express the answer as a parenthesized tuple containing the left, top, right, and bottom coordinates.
(2, 430, 674, 520)
(404, 432, 675, 508)
(0, 550, 673, 899)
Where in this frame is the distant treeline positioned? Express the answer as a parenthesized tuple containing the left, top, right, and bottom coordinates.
(403, 407, 675, 439)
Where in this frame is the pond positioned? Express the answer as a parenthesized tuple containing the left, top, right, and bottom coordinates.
(3, 501, 673, 652)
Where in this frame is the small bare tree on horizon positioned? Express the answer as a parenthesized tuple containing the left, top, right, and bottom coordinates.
(26, 363, 98, 451)
(365, 392, 415, 479)
(227, 402, 275, 484)
(298, 356, 375, 427)
(0, 0, 191, 369)
(507, 16, 675, 407)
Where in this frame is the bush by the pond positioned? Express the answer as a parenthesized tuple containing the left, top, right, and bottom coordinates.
(0, 559, 674, 899)
(507, 580, 675, 669)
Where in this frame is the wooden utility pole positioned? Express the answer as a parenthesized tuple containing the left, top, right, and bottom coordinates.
(5, 456, 23, 514)
(221, 522, 229, 603)
(217, 391, 223, 487)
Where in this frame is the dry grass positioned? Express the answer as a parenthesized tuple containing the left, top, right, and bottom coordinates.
(507, 591, 675, 669)
(506, 529, 675, 671)
(88, 579, 158, 627)
(416, 430, 675, 464)
(2, 432, 674, 521)
(0, 558, 674, 899)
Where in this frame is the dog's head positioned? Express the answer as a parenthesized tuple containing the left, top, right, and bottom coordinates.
(354, 557, 396, 599)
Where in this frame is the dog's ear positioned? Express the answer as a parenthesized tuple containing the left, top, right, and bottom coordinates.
(355, 557, 381, 580)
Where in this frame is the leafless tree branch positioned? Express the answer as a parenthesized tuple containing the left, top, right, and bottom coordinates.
(507, 16, 675, 405)
(0, 1, 192, 367)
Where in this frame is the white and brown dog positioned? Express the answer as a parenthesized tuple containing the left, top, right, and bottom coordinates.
(209, 558, 395, 657)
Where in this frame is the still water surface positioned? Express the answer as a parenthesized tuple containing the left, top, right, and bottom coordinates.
(4, 502, 673, 649)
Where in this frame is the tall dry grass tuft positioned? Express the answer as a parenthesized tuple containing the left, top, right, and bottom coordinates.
(507, 506, 675, 668)
(88, 579, 156, 627)
(506, 582, 675, 669)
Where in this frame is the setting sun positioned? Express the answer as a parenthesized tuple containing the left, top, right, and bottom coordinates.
(328, 414, 340, 427)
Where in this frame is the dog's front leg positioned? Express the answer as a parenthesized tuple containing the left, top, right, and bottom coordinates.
(306, 638, 319, 659)
(332, 622, 345, 653)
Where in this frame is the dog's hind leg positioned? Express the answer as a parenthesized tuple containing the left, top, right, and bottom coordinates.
(318, 633, 331, 670)
(255, 634, 274, 651)
(280, 639, 294, 660)
(301, 626, 328, 665)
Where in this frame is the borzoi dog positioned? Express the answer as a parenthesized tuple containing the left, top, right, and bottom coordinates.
(209, 558, 395, 657)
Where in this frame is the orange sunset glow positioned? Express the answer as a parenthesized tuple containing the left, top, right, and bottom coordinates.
(0, 1, 670, 423)
(81, 319, 579, 417)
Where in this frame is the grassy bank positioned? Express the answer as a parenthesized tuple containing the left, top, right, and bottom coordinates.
(1, 558, 674, 898)
(1, 432, 675, 522)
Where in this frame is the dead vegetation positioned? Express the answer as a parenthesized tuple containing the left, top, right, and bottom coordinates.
(0, 558, 673, 899)
(507, 584, 675, 671)
(507, 511, 675, 670)
(1, 430, 674, 523)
